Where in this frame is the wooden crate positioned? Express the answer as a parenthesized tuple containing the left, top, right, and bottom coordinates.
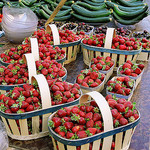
(106, 76, 136, 101)
(117, 64, 144, 89)
(0, 74, 82, 140)
(81, 28, 142, 70)
(48, 91, 140, 150)
(136, 50, 150, 61)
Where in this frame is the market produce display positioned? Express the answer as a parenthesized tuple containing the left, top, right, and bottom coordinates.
(107, 76, 135, 96)
(48, 96, 139, 141)
(133, 30, 150, 40)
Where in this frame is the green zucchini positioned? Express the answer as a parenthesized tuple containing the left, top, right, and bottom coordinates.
(71, 12, 112, 23)
(46, 1, 71, 10)
(82, 0, 103, 6)
(113, 11, 148, 25)
(72, 4, 112, 18)
(39, 9, 50, 19)
(54, 14, 71, 21)
(105, 1, 145, 12)
(75, 1, 106, 10)
(0, 2, 3, 8)
(41, 5, 52, 15)
(19, 1, 27, 7)
(56, 0, 74, 6)
(114, 4, 148, 18)
(56, 9, 72, 17)
(116, 0, 146, 7)
(91, 0, 104, 3)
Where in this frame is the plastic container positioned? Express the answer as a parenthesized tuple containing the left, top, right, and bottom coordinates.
(2, 6, 38, 43)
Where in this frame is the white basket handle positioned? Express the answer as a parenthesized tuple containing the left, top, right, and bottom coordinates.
(80, 91, 114, 149)
(30, 38, 39, 61)
(104, 28, 116, 49)
(46, 24, 60, 45)
(31, 74, 51, 109)
(23, 54, 37, 84)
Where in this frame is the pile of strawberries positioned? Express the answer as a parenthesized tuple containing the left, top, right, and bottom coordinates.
(36, 60, 66, 80)
(107, 76, 135, 96)
(0, 62, 28, 85)
(0, 84, 42, 113)
(76, 31, 89, 39)
(24, 28, 80, 45)
(49, 95, 139, 149)
(91, 56, 114, 71)
(137, 37, 150, 50)
(47, 79, 81, 106)
(0, 44, 30, 64)
(118, 60, 144, 77)
(0, 44, 66, 64)
(76, 69, 105, 88)
(82, 34, 140, 51)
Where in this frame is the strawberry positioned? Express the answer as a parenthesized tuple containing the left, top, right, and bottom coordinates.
(52, 117, 61, 128)
(116, 104, 125, 113)
(64, 122, 74, 130)
(79, 117, 86, 125)
(71, 107, 80, 114)
(122, 63, 131, 70)
(108, 99, 117, 108)
(85, 112, 93, 120)
(72, 126, 80, 133)
(90, 82, 99, 87)
(77, 131, 87, 139)
(90, 72, 98, 80)
(124, 101, 133, 109)
(138, 64, 144, 70)
(66, 132, 74, 139)
(86, 106, 94, 112)
(11, 104, 19, 113)
(111, 109, 119, 118)
(114, 83, 121, 91)
(93, 113, 101, 122)
(124, 69, 131, 76)
(26, 105, 34, 112)
(87, 128, 97, 135)
(134, 68, 141, 75)
(119, 117, 128, 125)
(57, 109, 67, 117)
(124, 88, 131, 95)
(86, 120, 94, 128)
(81, 82, 89, 87)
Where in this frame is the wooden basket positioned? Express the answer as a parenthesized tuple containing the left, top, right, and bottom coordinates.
(89, 59, 115, 83)
(0, 38, 39, 67)
(81, 28, 142, 70)
(0, 53, 37, 94)
(136, 50, 150, 61)
(0, 74, 82, 140)
(106, 76, 136, 101)
(46, 24, 81, 65)
(76, 74, 106, 94)
(117, 64, 144, 89)
(48, 91, 140, 150)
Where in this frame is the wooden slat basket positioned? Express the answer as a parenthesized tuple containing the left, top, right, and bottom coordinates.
(81, 28, 142, 70)
(106, 76, 136, 101)
(48, 91, 140, 150)
(0, 74, 82, 140)
(136, 50, 150, 61)
(117, 64, 144, 89)
(46, 24, 81, 65)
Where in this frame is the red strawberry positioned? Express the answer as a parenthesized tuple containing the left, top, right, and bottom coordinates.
(26, 105, 34, 112)
(124, 101, 133, 109)
(57, 109, 67, 117)
(93, 113, 101, 122)
(114, 83, 121, 91)
(124, 69, 131, 76)
(116, 104, 125, 113)
(111, 109, 119, 118)
(51, 85, 60, 92)
(94, 121, 102, 129)
(63, 91, 71, 98)
(8, 99, 15, 107)
(58, 131, 66, 137)
(72, 126, 80, 133)
(119, 117, 128, 125)
(124, 110, 133, 118)
(90, 72, 98, 80)
(77, 131, 87, 139)
(11, 104, 19, 113)
(85, 112, 93, 120)
(59, 70, 66, 77)
(86, 120, 94, 128)
(66, 132, 74, 139)
(86, 105, 94, 112)
(64, 122, 74, 130)
(52, 117, 61, 127)
(105, 95, 113, 101)
(134, 68, 141, 75)
(79, 117, 86, 125)
(71, 107, 80, 114)
(108, 99, 117, 108)
(90, 82, 99, 87)
(87, 128, 97, 135)
(81, 82, 89, 87)
(117, 98, 126, 104)
(138, 64, 144, 70)
(124, 88, 131, 95)
(122, 63, 131, 70)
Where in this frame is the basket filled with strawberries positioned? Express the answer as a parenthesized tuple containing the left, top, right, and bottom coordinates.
(117, 60, 144, 88)
(81, 28, 142, 68)
(136, 37, 150, 61)
(106, 76, 135, 101)
(75, 68, 105, 94)
(48, 91, 140, 150)
(0, 38, 66, 67)
(23, 24, 81, 65)
(0, 74, 82, 140)
(90, 56, 115, 83)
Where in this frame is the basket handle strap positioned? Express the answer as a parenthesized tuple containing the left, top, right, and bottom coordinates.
(30, 38, 39, 61)
(46, 24, 60, 45)
(104, 28, 116, 49)
(31, 74, 51, 109)
(79, 91, 114, 132)
(23, 54, 37, 84)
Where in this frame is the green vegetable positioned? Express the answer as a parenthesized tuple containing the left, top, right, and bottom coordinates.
(91, 0, 104, 3)
(0, 2, 3, 8)
(116, 0, 146, 7)
(113, 11, 148, 25)
(72, 4, 112, 18)
(71, 12, 112, 23)
(113, 4, 148, 18)
(54, 14, 71, 21)
(82, 0, 103, 6)
(75, 1, 106, 10)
